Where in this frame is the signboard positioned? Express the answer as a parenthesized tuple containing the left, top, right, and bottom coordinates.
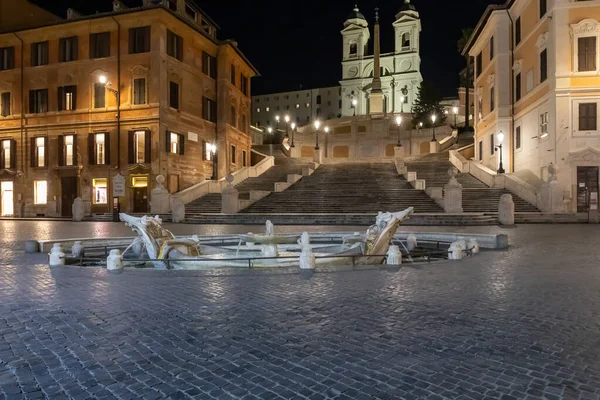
(112, 173, 126, 197)
(188, 132, 199, 142)
(591, 192, 598, 211)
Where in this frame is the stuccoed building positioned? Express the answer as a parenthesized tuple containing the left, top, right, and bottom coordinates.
(464, 0, 600, 214)
(0, 0, 257, 217)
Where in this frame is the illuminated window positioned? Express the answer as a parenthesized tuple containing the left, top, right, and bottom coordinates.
(132, 176, 148, 188)
(256, 107, 260, 113)
(34, 180, 47, 204)
(170, 132, 179, 154)
(64, 135, 74, 166)
(2, 139, 10, 169)
(306, 103, 310, 108)
(95, 133, 106, 165)
(35, 137, 45, 167)
(92, 178, 107, 204)
(266, 106, 270, 112)
(134, 131, 146, 163)
(295, 104, 300, 109)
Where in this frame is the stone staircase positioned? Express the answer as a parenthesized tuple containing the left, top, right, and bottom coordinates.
(241, 163, 444, 214)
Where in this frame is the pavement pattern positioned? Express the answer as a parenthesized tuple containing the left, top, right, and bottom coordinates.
(0, 221, 600, 399)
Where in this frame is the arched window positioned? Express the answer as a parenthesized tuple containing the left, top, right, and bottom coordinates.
(349, 42, 358, 56)
(402, 32, 411, 49)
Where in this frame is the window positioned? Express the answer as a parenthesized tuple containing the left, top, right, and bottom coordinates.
(540, 0, 547, 18)
(31, 136, 47, 167)
(169, 82, 179, 109)
(1, 139, 15, 169)
(295, 104, 300, 109)
(478, 97, 483, 120)
(202, 97, 217, 122)
(167, 30, 183, 61)
(202, 51, 217, 78)
(202, 141, 213, 161)
(129, 130, 151, 164)
(59, 36, 78, 62)
(94, 83, 106, 108)
(242, 150, 247, 167)
(129, 26, 151, 54)
(167, 132, 184, 155)
(349, 43, 357, 56)
(230, 64, 236, 85)
(1, 92, 10, 117)
(490, 134, 495, 155)
(185, 3, 196, 20)
(58, 86, 77, 111)
(59, 134, 76, 166)
(167, 0, 177, 10)
(579, 103, 597, 131)
(515, 73, 522, 102)
(515, 126, 521, 150)
(339, 100, 342, 109)
(241, 114, 247, 132)
(266, 106, 270, 112)
(88, 133, 110, 165)
(540, 49, 548, 83)
(0, 47, 15, 70)
(231, 145, 236, 164)
(490, 36, 494, 60)
(476, 52, 482, 77)
(306, 103, 310, 108)
(29, 89, 48, 114)
(133, 78, 146, 105)
(90, 32, 110, 58)
(231, 106, 237, 127)
(515, 17, 521, 46)
(540, 112, 549, 137)
(92, 178, 107, 205)
(578, 37, 596, 72)
(490, 87, 495, 112)
(34, 181, 47, 205)
(241, 75, 249, 96)
(478, 141, 483, 161)
(402, 32, 410, 48)
(31, 41, 49, 66)
(256, 107, 261, 113)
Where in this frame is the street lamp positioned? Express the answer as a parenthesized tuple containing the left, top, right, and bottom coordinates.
(284, 115, 290, 138)
(453, 106, 459, 127)
(210, 144, 218, 180)
(314, 120, 321, 150)
(267, 127, 273, 135)
(290, 122, 296, 148)
(352, 99, 358, 116)
(430, 114, 437, 142)
(496, 131, 506, 174)
(395, 116, 402, 146)
(400, 96, 405, 113)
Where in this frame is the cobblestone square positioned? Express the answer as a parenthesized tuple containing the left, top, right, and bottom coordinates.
(1, 221, 600, 399)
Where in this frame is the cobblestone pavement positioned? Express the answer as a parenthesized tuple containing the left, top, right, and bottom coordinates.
(1, 222, 600, 399)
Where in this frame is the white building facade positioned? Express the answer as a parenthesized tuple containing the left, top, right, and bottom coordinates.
(340, 1, 423, 117)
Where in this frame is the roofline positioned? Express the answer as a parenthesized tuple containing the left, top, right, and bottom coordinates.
(0, 4, 259, 76)
(251, 85, 341, 98)
(461, 0, 515, 56)
(184, 0, 220, 30)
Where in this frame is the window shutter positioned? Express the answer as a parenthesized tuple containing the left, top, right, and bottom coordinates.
(144, 26, 151, 52)
(41, 90, 48, 113)
(128, 131, 135, 164)
(30, 137, 36, 167)
(7, 47, 14, 69)
(90, 34, 96, 58)
(104, 133, 111, 165)
(88, 133, 95, 165)
(59, 39, 65, 62)
(72, 37, 78, 61)
(145, 130, 152, 163)
(128, 28, 135, 53)
(72, 86, 77, 110)
(177, 36, 183, 61)
(42, 42, 48, 65)
(179, 134, 185, 155)
(28, 90, 34, 113)
(167, 31, 173, 56)
(202, 141, 207, 161)
(58, 135, 64, 166)
(73, 135, 78, 165)
(9, 139, 16, 169)
(43, 137, 48, 167)
(30, 44, 36, 66)
(57, 87, 64, 111)
(211, 56, 217, 79)
(166, 131, 171, 153)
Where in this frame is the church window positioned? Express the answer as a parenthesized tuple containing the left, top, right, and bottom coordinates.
(306, 103, 310, 108)
(402, 32, 410, 48)
(256, 108, 260, 113)
(295, 104, 300, 109)
(266, 107, 270, 112)
(349, 43, 358, 56)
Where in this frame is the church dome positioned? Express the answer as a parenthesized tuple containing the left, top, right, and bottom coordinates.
(347, 5, 366, 21)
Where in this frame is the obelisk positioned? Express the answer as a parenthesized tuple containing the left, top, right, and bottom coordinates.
(369, 7, 385, 115)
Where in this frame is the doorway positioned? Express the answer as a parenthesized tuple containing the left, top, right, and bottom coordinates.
(1, 181, 13, 216)
(132, 175, 148, 213)
(61, 176, 78, 217)
(577, 166, 599, 213)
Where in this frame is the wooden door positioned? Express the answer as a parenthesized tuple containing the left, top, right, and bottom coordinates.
(61, 177, 78, 217)
(577, 167, 599, 213)
(133, 187, 148, 213)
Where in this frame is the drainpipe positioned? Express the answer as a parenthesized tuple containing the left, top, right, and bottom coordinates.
(13, 33, 24, 178)
(111, 16, 121, 170)
(506, 9, 515, 173)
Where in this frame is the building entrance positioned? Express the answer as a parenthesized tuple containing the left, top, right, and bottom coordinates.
(577, 166, 599, 213)
(61, 177, 78, 217)
(1, 181, 13, 216)
(132, 176, 149, 213)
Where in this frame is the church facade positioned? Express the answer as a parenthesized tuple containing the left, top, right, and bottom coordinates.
(340, 1, 423, 117)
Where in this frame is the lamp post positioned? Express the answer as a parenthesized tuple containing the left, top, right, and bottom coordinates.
(400, 96, 405, 113)
(496, 131, 505, 174)
(453, 106, 458, 127)
(352, 99, 358, 116)
(210, 144, 218, 180)
(290, 122, 296, 148)
(430, 114, 437, 142)
(395, 116, 402, 146)
(314, 120, 321, 150)
(284, 115, 290, 138)
(324, 126, 329, 157)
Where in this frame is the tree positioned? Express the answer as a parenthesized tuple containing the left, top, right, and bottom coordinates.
(457, 27, 474, 132)
(411, 82, 446, 128)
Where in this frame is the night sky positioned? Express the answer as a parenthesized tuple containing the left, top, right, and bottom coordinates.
(33, 0, 499, 97)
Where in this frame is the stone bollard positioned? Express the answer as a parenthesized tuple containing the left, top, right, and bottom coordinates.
(172, 198, 186, 223)
(107, 249, 124, 274)
(24, 240, 40, 253)
(49, 243, 66, 266)
(406, 234, 418, 252)
(221, 175, 239, 214)
(498, 194, 515, 225)
(386, 245, 402, 265)
(71, 241, 85, 258)
(298, 232, 316, 270)
(448, 240, 467, 260)
(72, 197, 85, 222)
(444, 167, 463, 213)
(151, 175, 171, 214)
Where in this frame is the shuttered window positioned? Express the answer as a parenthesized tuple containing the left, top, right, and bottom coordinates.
(0, 47, 15, 70)
(30, 136, 47, 167)
(133, 78, 146, 105)
(90, 32, 110, 59)
(129, 26, 151, 54)
(579, 103, 597, 131)
(29, 89, 48, 114)
(515, 126, 521, 150)
(0, 139, 16, 169)
(88, 133, 111, 165)
(94, 83, 106, 108)
(31, 41, 49, 66)
(578, 37, 596, 72)
(202, 97, 216, 122)
(540, 49, 548, 83)
(128, 130, 151, 164)
(167, 30, 183, 61)
(59, 36, 78, 62)
(169, 81, 179, 109)
(0, 92, 10, 117)
(202, 51, 217, 78)
(166, 132, 184, 155)
(515, 73, 522, 102)
(58, 134, 77, 167)
(58, 86, 77, 111)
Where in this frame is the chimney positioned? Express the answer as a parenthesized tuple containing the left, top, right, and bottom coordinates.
(66, 8, 82, 19)
(113, 0, 128, 12)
